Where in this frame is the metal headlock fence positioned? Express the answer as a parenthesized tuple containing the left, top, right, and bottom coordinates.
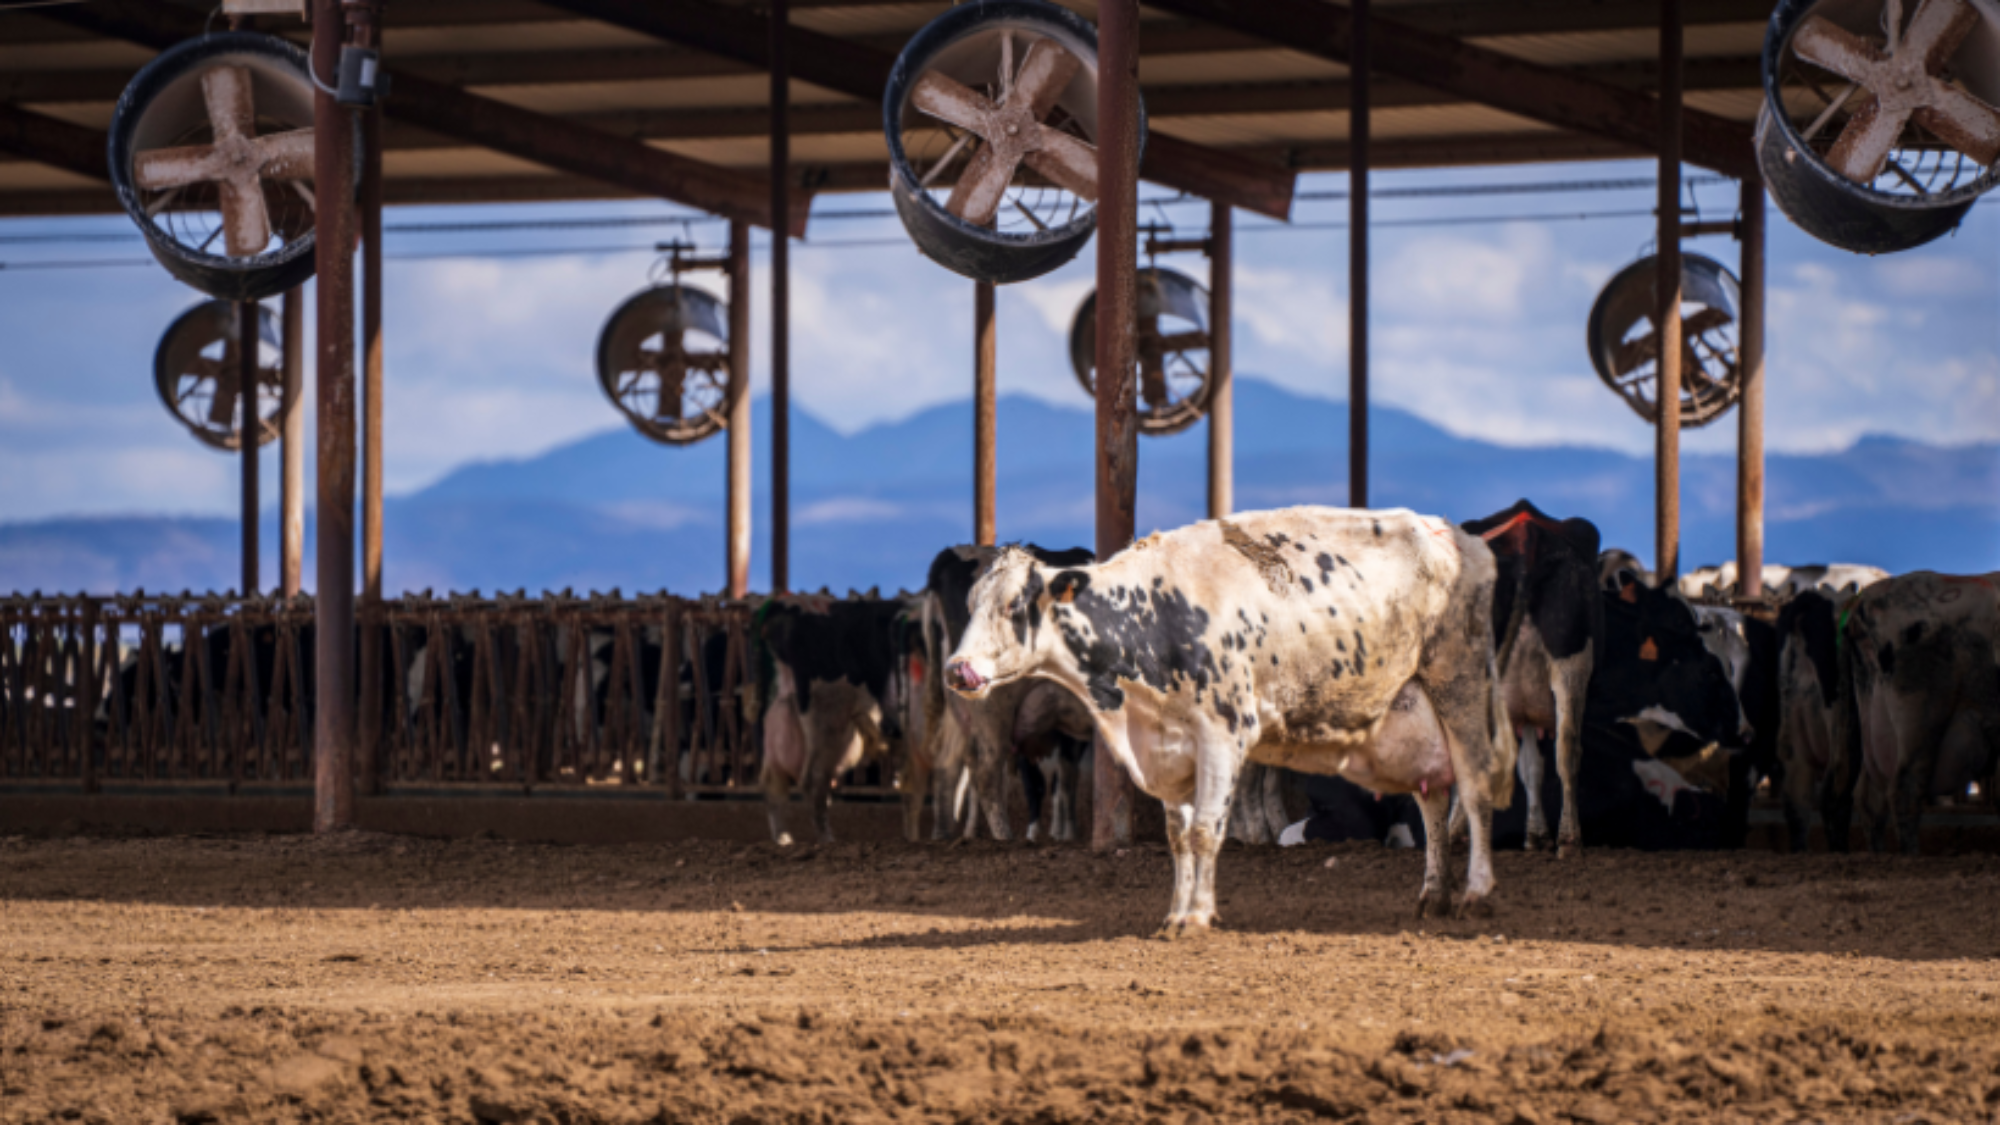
(0, 589, 840, 798)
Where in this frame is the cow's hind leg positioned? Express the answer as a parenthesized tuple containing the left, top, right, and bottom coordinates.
(1173, 741, 1240, 936)
(1160, 799, 1195, 936)
(1414, 783, 1454, 918)
(760, 761, 794, 847)
(1550, 646, 1590, 857)
(1517, 727, 1549, 851)
(1052, 737, 1083, 843)
(1019, 749, 1048, 843)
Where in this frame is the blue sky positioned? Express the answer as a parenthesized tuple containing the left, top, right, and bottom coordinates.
(0, 158, 1994, 525)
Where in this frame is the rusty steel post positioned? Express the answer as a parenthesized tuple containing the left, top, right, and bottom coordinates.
(726, 219, 752, 600)
(1736, 176, 1767, 600)
(1207, 202, 1233, 520)
(770, 0, 791, 594)
(280, 286, 304, 597)
(1348, 0, 1370, 510)
(1656, 0, 1684, 585)
(974, 280, 997, 545)
(312, 0, 357, 831)
(359, 98, 385, 796)
(239, 300, 261, 595)
(79, 597, 98, 795)
(1093, 0, 1140, 851)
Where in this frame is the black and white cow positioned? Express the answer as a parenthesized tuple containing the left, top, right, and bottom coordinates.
(1598, 548, 1652, 592)
(1462, 500, 1603, 856)
(1834, 571, 2000, 853)
(1679, 562, 1890, 600)
(920, 543, 1096, 842)
(1681, 599, 1780, 848)
(1774, 589, 1844, 851)
(755, 595, 906, 846)
(944, 507, 1516, 932)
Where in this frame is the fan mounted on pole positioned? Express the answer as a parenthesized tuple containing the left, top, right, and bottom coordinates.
(595, 243, 739, 446)
(154, 299, 287, 451)
(1586, 252, 1744, 429)
(1070, 260, 1214, 437)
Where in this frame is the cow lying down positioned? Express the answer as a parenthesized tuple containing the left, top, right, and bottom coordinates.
(945, 507, 1516, 933)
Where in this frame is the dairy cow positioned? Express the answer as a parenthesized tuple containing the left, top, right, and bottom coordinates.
(1599, 548, 1652, 592)
(1462, 500, 1603, 856)
(1774, 590, 1844, 850)
(1835, 572, 2000, 853)
(945, 507, 1516, 932)
(1682, 600, 1780, 847)
(1679, 562, 1890, 600)
(755, 596, 906, 846)
(920, 544, 1096, 842)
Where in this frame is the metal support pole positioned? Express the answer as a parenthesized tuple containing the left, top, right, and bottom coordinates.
(280, 286, 304, 597)
(974, 280, 997, 545)
(358, 98, 384, 796)
(1207, 202, 1233, 520)
(1736, 176, 1766, 600)
(726, 219, 752, 600)
(1656, 0, 1684, 585)
(1348, 0, 1370, 510)
(1093, 0, 1140, 851)
(769, 0, 791, 594)
(238, 300, 260, 596)
(312, 0, 357, 832)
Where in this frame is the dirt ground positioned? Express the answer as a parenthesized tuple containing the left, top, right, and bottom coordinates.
(4, 831, 2000, 1124)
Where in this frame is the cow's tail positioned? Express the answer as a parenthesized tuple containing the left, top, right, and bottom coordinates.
(1493, 552, 1533, 680)
(1487, 650, 1518, 811)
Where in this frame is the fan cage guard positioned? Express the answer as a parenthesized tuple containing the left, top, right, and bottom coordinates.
(152, 299, 288, 452)
(595, 283, 741, 447)
(1069, 266, 1214, 437)
(1586, 252, 1744, 430)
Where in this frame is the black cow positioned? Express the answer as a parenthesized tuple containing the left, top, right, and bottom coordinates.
(754, 595, 906, 845)
(1281, 774, 1423, 848)
(921, 543, 1095, 842)
(1461, 500, 1603, 856)
(1487, 578, 1749, 850)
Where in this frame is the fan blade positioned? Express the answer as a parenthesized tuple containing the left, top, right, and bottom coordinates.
(1022, 128, 1098, 201)
(1824, 95, 1910, 182)
(1791, 15, 1884, 85)
(1012, 38, 1081, 119)
(1154, 330, 1210, 353)
(1611, 330, 1660, 374)
(1680, 308, 1734, 336)
(201, 65, 256, 144)
(653, 361, 689, 423)
(946, 142, 1018, 227)
(1140, 357, 1171, 408)
(133, 143, 227, 191)
(254, 128, 316, 181)
(1914, 85, 2000, 165)
(216, 176, 274, 257)
(1906, 0, 1979, 71)
(685, 351, 731, 373)
(911, 71, 991, 134)
(206, 345, 244, 427)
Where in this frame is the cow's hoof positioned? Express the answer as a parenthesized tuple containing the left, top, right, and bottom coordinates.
(1523, 829, 1553, 853)
(1416, 889, 1452, 919)
(774, 832, 795, 848)
(1155, 917, 1214, 941)
(1454, 892, 1494, 919)
(1556, 837, 1581, 860)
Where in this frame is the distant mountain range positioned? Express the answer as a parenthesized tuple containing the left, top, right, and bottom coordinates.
(4, 378, 1995, 597)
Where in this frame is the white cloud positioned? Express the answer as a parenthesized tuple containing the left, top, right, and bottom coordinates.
(795, 496, 905, 525)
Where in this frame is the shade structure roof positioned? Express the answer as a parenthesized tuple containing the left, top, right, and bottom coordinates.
(0, 0, 1775, 220)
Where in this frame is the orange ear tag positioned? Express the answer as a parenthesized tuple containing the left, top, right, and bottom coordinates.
(1639, 638, 1659, 662)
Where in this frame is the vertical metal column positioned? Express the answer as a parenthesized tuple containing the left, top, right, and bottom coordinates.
(1736, 176, 1767, 599)
(359, 97, 385, 796)
(311, 0, 357, 832)
(238, 300, 260, 595)
(726, 219, 753, 600)
(280, 286, 304, 597)
(769, 0, 791, 594)
(1348, 0, 1370, 510)
(1093, 0, 1140, 851)
(1656, 0, 1685, 585)
(1207, 202, 1233, 520)
(974, 280, 997, 545)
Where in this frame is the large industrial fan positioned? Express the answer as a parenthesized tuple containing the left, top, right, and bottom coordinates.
(1586, 253, 1743, 429)
(1758, 0, 2000, 254)
(596, 268, 738, 446)
(154, 299, 287, 451)
(108, 32, 326, 301)
(884, 0, 1144, 284)
(1069, 266, 1213, 436)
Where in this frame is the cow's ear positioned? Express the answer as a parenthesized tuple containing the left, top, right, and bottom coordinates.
(1049, 570, 1090, 604)
(1618, 576, 1640, 604)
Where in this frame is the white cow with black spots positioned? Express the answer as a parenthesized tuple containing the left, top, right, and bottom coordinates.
(944, 506, 1516, 934)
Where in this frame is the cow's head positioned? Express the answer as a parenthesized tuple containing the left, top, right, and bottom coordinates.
(1601, 579, 1754, 755)
(944, 547, 1083, 698)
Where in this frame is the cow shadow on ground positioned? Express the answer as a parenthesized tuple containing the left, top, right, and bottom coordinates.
(1, 831, 1996, 964)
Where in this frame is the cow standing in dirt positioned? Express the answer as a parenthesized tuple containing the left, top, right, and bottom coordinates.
(1462, 500, 1602, 856)
(945, 507, 1515, 933)
(1835, 572, 2000, 853)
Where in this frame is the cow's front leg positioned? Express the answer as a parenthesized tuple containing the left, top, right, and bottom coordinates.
(1551, 650, 1590, 858)
(1159, 799, 1195, 935)
(1053, 747, 1081, 842)
(1413, 784, 1454, 918)
(1516, 727, 1549, 851)
(760, 761, 795, 847)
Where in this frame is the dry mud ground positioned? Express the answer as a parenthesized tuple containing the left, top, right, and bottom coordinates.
(4, 833, 2000, 1124)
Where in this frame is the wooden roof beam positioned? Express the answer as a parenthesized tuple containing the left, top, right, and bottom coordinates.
(35, 0, 809, 233)
(1144, 0, 1759, 179)
(0, 102, 108, 180)
(536, 0, 1298, 219)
